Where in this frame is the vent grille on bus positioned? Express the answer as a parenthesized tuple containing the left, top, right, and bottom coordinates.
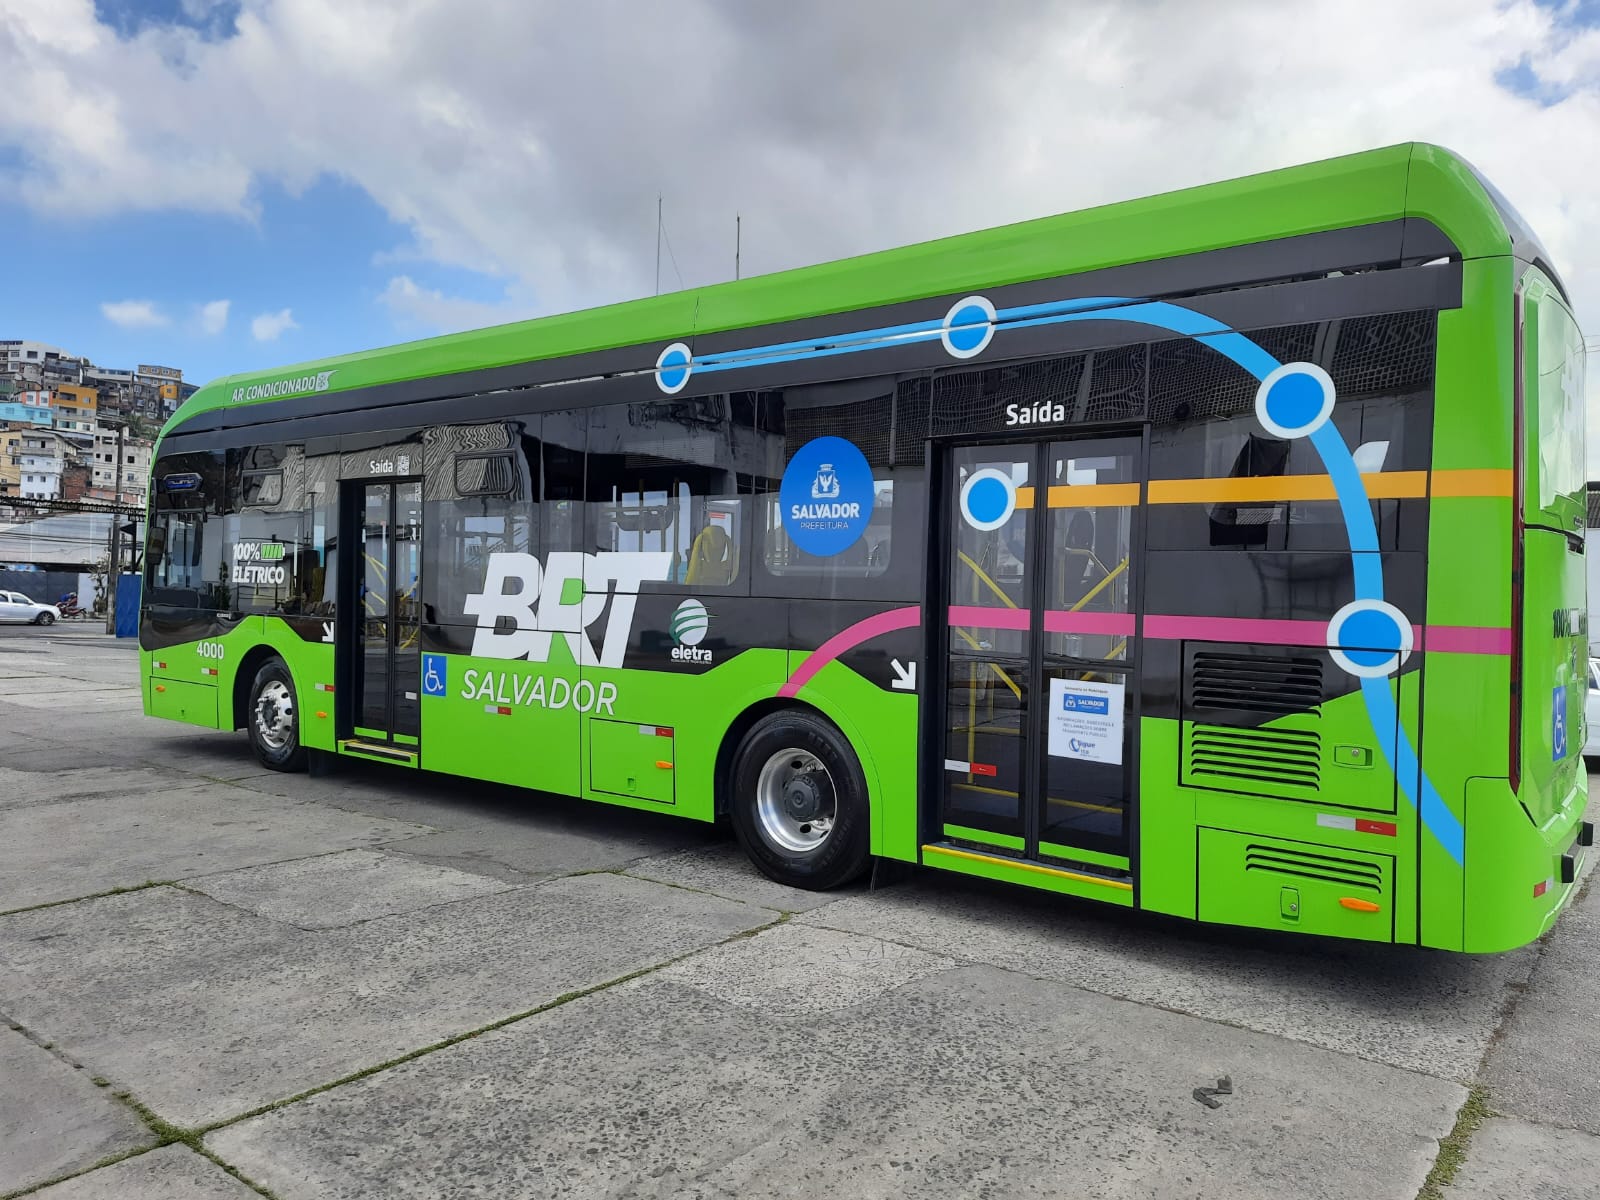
(1188, 726, 1321, 790)
(1243, 844, 1383, 892)
(1189, 651, 1323, 717)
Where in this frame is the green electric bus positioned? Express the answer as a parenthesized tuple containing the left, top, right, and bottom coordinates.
(141, 142, 1592, 951)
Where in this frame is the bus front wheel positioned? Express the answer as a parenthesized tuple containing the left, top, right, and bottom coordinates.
(247, 657, 308, 773)
(729, 711, 870, 890)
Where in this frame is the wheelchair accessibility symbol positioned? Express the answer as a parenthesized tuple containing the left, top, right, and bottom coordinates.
(422, 654, 447, 698)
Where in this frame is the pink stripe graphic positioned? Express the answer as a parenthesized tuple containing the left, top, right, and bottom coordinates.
(946, 607, 1134, 636)
(776, 607, 1509, 698)
(1142, 615, 1330, 646)
(947, 605, 1030, 631)
(1143, 615, 1510, 655)
(1422, 626, 1513, 655)
(1044, 610, 1136, 636)
(778, 605, 921, 698)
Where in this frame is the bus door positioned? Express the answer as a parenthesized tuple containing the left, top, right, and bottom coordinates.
(346, 478, 423, 753)
(938, 434, 1143, 874)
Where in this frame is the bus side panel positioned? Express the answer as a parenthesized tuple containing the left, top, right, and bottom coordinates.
(576, 648, 792, 821)
(142, 616, 261, 733)
(423, 653, 581, 796)
(1136, 715, 1195, 919)
(788, 654, 919, 865)
(1418, 256, 1514, 950)
(1172, 686, 1416, 943)
(144, 617, 338, 752)
(255, 619, 336, 753)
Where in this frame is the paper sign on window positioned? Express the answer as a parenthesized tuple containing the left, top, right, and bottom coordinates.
(1047, 677, 1124, 764)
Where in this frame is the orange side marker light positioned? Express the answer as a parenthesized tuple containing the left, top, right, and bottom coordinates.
(1339, 897, 1382, 913)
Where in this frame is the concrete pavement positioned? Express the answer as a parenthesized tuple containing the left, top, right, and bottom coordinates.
(1, 631, 1596, 1199)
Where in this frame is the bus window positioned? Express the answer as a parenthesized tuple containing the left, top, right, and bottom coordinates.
(755, 377, 900, 585)
(585, 398, 746, 590)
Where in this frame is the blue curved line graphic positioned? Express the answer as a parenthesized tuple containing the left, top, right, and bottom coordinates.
(662, 293, 1466, 862)
(1022, 298, 1462, 862)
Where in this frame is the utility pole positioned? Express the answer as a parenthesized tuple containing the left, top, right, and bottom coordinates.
(104, 422, 124, 634)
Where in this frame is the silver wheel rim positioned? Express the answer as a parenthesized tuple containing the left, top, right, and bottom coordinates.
(39, 614, 53, 625)
(254, 679, 294, 752)
(754, 748, 835, 854)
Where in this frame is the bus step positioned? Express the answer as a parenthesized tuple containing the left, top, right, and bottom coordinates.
(338, 739, 419, 766)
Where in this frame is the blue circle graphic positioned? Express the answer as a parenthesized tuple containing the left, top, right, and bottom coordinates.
(1338, 607, 1402, 668)
(966, 476, 1009, 524)
(941, 296, 996, 359)
(1264, 372, 1324, 430)
(1326, 599, 1412, 679)
(947, 305, 991, 354)
(778, 436, 875, 558)
(657, 346, 691, 391)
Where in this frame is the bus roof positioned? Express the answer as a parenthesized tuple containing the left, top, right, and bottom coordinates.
(170, 141, 1545, 434)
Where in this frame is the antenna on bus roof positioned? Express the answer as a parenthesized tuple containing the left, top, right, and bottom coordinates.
(736, 213, 741, 281)
(653, 196, 684, 295)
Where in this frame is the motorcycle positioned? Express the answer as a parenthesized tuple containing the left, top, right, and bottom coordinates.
(57, 592, 86, 619)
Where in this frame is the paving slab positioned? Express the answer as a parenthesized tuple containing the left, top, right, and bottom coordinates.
(0, 1027, 152, 1196)
(0, 674, 134, 696)
(0, 737, 149, 776)
(1480, 873, 1600, 1133)
(1, 689, 145, 711)
(385, 817, 715, 883)
(0, 765, 189, 813)
(0, 874, 772, 1126)
(1442, 1116, 1600, 1199)
(187, 848, 516, 928)
(0, 786, 432, 912)
(128, 734, 282, 782)
(625, 839, 858, 912)
(26, 1145, 262, 1200)
(799, 875, 1533, 1080)
(659, 921, 955, 1013)
(207, 936, 1465, 1200)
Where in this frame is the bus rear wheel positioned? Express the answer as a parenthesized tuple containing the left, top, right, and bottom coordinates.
(729, 711, 870, 890)
(247, 657, 308, 773)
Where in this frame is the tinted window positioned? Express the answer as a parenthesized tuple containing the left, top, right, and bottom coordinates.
(224, 447, 311, 614)
(586, 397, 747, 591)
(145, 449, 228, 609)
(752, 372, 928, 600)
(422, 422, 535, 645)
(1146, 312, 1436, 553)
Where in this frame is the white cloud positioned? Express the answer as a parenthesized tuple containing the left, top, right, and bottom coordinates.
(9, 1, 1600, 461)
(378, 275, 535, 333)
(197, 298, 230, 335)
(100, 299, 167, 329)
(177, 0, 228, 18)
(251, 308, 297, 341)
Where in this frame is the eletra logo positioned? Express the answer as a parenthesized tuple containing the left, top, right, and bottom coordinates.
(669, 599, 712, 663)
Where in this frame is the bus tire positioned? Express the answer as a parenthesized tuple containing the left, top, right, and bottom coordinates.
(247, 657, 308, 773)
(729, 710, 871, 890)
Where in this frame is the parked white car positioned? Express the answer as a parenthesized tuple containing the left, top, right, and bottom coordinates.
(0, 590, 60, 625)
(1585, 658, 1600, 765)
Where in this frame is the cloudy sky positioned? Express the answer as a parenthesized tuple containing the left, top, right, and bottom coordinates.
(0, 0, 1597, 444)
